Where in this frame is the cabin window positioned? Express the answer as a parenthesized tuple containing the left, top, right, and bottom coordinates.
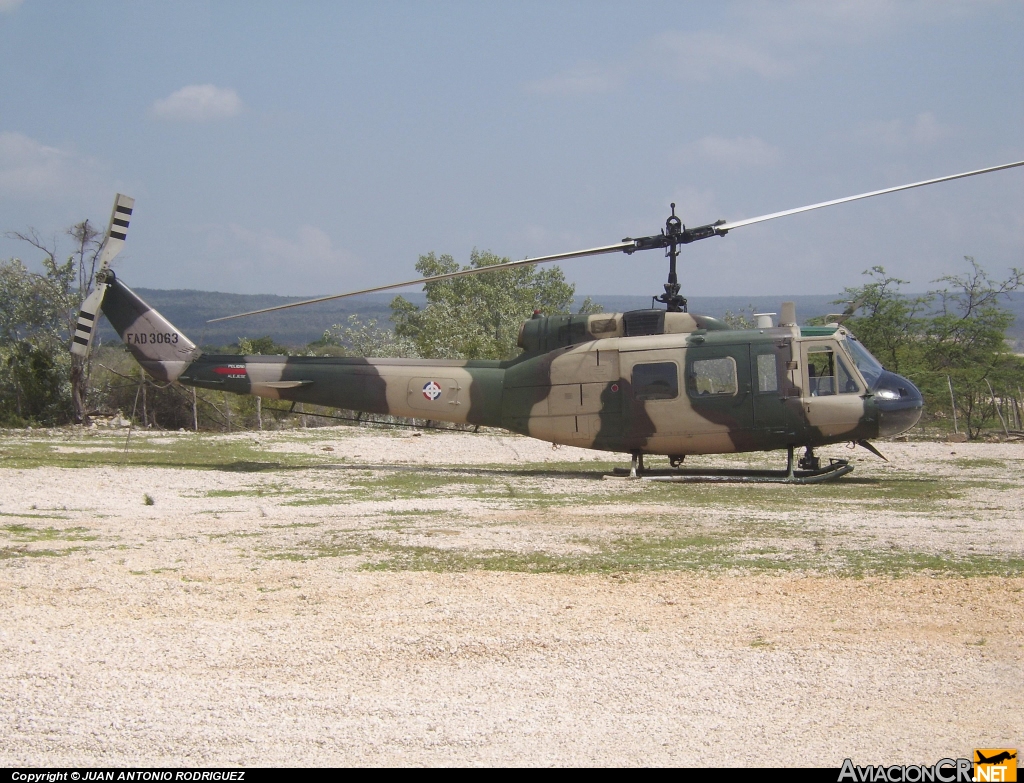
(807, 346, 860, 396)
(756, 353, 778, 393)
(688, 357, 738, 397)
(632, 362, 678, 400)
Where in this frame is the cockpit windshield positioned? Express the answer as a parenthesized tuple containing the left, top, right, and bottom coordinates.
(842, 335, 884, 387)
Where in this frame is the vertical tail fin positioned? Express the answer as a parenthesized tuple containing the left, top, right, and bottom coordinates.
(100, 272, 201, 382)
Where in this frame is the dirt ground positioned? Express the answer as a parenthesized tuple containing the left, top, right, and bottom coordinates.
(0, 428, 1021, 766)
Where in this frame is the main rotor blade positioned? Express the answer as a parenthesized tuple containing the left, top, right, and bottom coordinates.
(208, 241, 634, 322)
(717, 160, 1024, 232)
(209, 158, 1024, 323)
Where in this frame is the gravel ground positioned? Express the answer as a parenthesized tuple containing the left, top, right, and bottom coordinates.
(1, 429, 1021, 766)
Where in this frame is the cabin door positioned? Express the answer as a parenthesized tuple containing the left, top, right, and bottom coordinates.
(749, 339, 802, 446)
(800, 339, 868, 439)
(684, 343, 754, 434)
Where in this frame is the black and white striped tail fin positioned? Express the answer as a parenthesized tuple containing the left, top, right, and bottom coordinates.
(69, 193, 135, 358)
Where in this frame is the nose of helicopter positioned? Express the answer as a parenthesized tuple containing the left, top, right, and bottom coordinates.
(872, 371, 924, 437)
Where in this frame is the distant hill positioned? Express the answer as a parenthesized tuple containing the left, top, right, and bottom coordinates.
(96, 287, 1024, 350)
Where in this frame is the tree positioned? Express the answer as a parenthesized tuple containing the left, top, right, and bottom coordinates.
(919, 258, 1023, 437)
(840, 258, 1023, 438)
(390, 250, 593, 360)
(309, 316, 418, 359)
(723, 304, 757, 330)
(237, 336, 291, 356)
(4, 220, 105, 423)
(837, 267, 930, 375)
(0, 256, 76, 425)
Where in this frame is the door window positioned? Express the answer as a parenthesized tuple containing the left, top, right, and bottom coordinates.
(688, 357, 738, 397)
(807, 346, 860, 396)
(632, 362, 678, 400)
(755, 353, 778, 393)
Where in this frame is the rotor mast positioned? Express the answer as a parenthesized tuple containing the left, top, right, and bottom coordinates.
(623, 205, 728, 312)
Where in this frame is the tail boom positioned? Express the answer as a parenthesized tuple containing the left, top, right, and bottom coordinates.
(179, 354, 505, 427)
(100, 272, 200, 382)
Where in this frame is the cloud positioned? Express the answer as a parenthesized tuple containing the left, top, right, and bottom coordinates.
(676, 135, 781, 169)
(0, 131, 107, 201)
(665, 186, 723, 225)
(849, 112, 954, 149)
(525, 64, 621, 96)
(651, 31, 795, 82)
(226, 223, 354, 277)
(0, 0, 23, 12)
(527, 1, 990, 95)
(150, 85, 244, 122)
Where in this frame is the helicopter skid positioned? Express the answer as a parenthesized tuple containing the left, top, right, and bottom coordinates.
(608, 459, 853, 484)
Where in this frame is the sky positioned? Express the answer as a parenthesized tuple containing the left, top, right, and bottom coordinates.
(1, 1, 1022, 305)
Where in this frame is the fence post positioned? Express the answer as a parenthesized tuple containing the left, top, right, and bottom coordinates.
(947, 376, 958, 434)
(140, 368, 148, 428)
(256, 396, 263, 431)
(985, 379, 1009, 437)
(192, 387, 198, 431)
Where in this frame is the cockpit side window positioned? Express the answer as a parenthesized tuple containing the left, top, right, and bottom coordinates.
(836, 354, 860, 394)
(807, 344, 861, 396)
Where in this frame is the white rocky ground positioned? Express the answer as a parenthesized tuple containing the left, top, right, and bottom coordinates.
(0, 429, 1021, 766)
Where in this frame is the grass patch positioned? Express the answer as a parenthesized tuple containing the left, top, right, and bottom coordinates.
(283, 494, 359, 507)
(0, 432, 324, 471)
(0, 546, 81, 559)
(208, 530, 266, 540)
(2, 524, 97, 542)
(0, 511, 71, 520)
(951, 458, 1006, 470)
(204, 484, 291, 498)
(361, 541, 1024, 576)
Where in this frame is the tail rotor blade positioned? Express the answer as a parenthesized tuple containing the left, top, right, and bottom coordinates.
(97, 193, 135, 270)
(70, 283, 107, 357)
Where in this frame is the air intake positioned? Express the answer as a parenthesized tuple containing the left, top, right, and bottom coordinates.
(623, 310, 666, 337)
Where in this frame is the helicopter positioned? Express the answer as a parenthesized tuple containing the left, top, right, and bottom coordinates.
(71, 160, 1024, 483)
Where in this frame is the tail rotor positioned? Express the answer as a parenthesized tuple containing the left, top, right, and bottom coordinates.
(70, 193, 135, 358)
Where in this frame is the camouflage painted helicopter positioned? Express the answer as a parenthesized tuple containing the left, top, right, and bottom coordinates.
(72, 161, 1023, 482)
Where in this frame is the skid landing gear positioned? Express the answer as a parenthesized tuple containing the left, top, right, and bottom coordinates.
(798, 447, 821, 472)
(611, 445, 853, 484)
(628, 451, 647, 478)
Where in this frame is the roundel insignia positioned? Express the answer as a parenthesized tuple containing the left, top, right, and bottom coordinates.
(611, 383, 619, 393)
(422, 380, 442, 401)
